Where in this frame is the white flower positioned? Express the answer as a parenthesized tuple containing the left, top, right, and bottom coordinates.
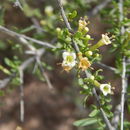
(62, 51, 76, 72)
(101, 34, 111, 45)
(100, 84, 111, 96)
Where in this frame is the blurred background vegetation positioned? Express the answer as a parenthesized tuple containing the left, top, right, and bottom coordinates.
(0, 0, 130, 130)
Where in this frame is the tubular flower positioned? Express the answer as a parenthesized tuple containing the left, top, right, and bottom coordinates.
(62, 51, 77, 72)
(90, 34, 112, 51)
(78, 57, 91, 71)
(100, 84, 112, 96)
(101, 34, 111, 45)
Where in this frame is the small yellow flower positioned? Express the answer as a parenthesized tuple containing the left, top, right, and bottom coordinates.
(78, 57, 91, 71)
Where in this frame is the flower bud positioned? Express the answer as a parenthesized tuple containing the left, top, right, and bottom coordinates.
(56, 27, 61, 32)
(78, 19, 88, 32)
(40, 20, 47, 25)
(85, 51, 93, 57)
(77, 52, 82, 59)
(84, 27, 89, 33)
(90, 76, 94, 80)
(86, 34, 91, 39)
(45, 6, 53, 16)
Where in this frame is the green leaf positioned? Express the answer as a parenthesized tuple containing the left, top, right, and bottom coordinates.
(4, 58, 15, 68)
(124, 121, 130, 126)
(74, 39, 85, 47)
(73, 118, 100, 127)
(68, 10, 77, 19)
(89, 109, 99, 117)
(74, 31, 82, 38)
(0, 65, 11, 75)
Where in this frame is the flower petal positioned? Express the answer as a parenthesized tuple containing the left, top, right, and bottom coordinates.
(71, 52, 76, 59)
(100, 84, 111, 96)
(63, 52, 70, 60)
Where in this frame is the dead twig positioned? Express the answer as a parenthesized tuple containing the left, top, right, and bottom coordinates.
(88, 0, 112, 16)
(0, 26, 56, 49)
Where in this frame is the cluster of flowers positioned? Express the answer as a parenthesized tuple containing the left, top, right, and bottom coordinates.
(60, 19, 113, 96)
(61, 32, 112, 73)
(61, 51, 112, 96)
(62, 51, 91, 72)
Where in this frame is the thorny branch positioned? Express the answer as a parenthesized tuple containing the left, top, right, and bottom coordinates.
(31, 17, 45, 33)
(111, 0, 128, 129)
(19, 69, 24, 122)
(120, 57, 127, 130)
(119, 0, 128, 129)
(0, 26, 56, 49)
(0, 26, 54, 122)
(14, 0, 23, 10)
(17, 48, 53, 122)
(88, 0, 112, 16)
(36, 58, 53, 89)
(56, 0, 113, 129)
(18, 56, 36, 122)
(111, 104, 121, 129)
(95, 62, 116, 72)
(0, 73, 16, 89)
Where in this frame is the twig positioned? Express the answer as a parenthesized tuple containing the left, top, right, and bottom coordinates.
(111, 104, 121, 129)
(0, 26, 56, 49)
(57, 0, 72, 32)
(120, 57, 127, 130)
(17, 55, 41, 122)
(18, 57, 36, 122)
(35, 49, 54, 89)
(14, 0, 23, 10)
(19, 69, 24, 123)
(118, 0, 128, 129)
(0, 73, 16, 89)
(31, 17, 45, 33)
(92, 88, 114, 129)
(88, 0, 112, 16)
(56, 0, 113, 129)
(37, 60, 53, 89)
(96, 62, 116, 72)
